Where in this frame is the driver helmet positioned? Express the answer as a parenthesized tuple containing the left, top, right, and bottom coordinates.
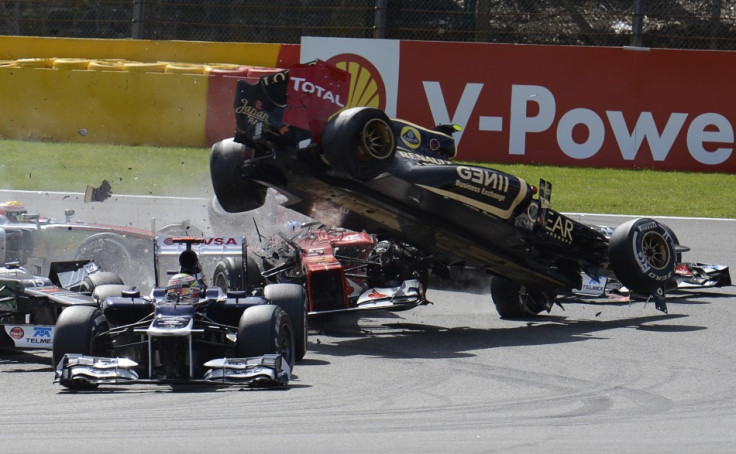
(0, 201, 27, 223)
(166, 273, 203, 303)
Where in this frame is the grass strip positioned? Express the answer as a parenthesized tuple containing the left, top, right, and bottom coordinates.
(0, 140, 732, 218)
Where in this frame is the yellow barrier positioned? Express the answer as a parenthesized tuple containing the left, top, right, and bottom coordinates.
(123, 62, 168, 73)
(87, 60, 126, 71)
(0, 36, 292, 147)
(14, 58, 55, 68)
(52, 58, 92, 70)
(0, 36, 286, 68)
(205, 63, 245, 73)
(164, 63, 206, 75)
(0, 65, 209, 146)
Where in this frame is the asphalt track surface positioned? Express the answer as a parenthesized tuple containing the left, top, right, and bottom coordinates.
(1, 190, 735, 453)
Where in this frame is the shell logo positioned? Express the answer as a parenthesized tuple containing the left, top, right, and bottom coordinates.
(326, 54, 386, 111)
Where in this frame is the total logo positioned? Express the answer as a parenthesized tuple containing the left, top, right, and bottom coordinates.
(326, 54, 387, 112)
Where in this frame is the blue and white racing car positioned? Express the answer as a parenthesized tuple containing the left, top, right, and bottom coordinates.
(53, 236, 307, 389)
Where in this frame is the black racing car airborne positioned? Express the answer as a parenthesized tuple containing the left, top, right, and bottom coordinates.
(210, 60, 684, 317)
(53, 237, 307, 389)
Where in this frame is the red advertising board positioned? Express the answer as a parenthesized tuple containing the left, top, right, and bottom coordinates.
(397, 41, 736, 172)
(301, 37, 736, 172)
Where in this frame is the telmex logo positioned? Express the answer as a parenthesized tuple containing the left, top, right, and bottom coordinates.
(326, 54, 386, 111)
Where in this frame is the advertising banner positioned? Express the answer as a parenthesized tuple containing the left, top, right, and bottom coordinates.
(301, 37, 736, 172)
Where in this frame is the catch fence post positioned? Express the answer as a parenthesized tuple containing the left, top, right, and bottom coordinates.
(132, 0, 145, 39)
(631, 0, 645, 47)
(374, 0, 387, 38)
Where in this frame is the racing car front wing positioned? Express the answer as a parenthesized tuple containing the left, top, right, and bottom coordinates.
(573, 263, 731, 298)
(54, 353, 290, 388)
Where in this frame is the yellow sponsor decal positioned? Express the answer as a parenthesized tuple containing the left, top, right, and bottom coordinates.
(400, 125, 421, 149)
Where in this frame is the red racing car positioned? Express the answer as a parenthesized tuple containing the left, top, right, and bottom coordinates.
(259, 222, 429, 315)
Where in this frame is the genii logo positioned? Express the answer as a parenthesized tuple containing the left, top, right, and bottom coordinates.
(326, 54, 386, 112)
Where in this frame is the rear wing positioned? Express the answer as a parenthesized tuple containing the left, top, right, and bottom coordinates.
(154, 236, 245, 257)
(48, 260, 100, 290)
(153, 236, 246, 288)
(233, 60, 350, 147)
(24, 286, 96, 306)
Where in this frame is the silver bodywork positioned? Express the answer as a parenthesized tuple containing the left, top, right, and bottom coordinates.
(0, 261, 100, 350)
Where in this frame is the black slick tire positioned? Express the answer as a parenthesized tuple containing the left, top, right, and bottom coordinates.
(490, 276, 545, 318)
(210, 138, 267, 212)
(264, 283, 307, 361)
(82, 271, 124, 293)
(213, 256, 263, 293)
(608, 218, 676, 294)
(237, 305, 295, 371)
(322, 107, 396, 180)
(52, 306, 106, 389)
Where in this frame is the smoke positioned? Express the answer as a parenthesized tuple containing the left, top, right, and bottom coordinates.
(207, 188, 312, 261)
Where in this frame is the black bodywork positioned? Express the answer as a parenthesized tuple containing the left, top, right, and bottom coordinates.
(210, 61, 681, 315)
